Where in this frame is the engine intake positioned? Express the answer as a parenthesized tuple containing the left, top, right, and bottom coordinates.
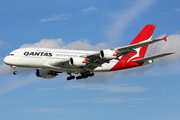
(100, 50, 118, 60)
(69, 57, 87, 67)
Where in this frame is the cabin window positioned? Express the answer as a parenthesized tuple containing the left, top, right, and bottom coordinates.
(8, 54, 14, 56)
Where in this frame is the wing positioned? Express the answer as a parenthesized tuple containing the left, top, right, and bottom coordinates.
(80, 52, 109, 70)
(111, 36, 167, 56)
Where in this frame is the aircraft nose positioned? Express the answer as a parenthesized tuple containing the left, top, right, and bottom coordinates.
(4, 56, 14, 65)
(4, 56, 9, 65)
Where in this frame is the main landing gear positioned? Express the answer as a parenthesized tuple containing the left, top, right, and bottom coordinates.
(76, 71, 94, 80)
(66, 71, 94, 81)
(12, 66, 18, 75)
(67, 73, 75, 80)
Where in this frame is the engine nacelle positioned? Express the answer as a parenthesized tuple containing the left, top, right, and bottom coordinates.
(69, 57, 87, 67)
(36, 69, 58, 79)
(100, 50, 118, 60)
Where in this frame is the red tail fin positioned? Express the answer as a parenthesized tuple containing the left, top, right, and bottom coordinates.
(130, 24, 156, 45)
(129, 24, 156, 58)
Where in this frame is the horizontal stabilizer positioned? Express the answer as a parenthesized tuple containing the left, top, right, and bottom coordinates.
(133, 52, 175, 62)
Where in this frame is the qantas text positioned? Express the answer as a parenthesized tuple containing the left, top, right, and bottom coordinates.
(24, 52, 52, 57)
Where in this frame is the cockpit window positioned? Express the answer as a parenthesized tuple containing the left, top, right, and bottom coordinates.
(8, 54, 14, 56)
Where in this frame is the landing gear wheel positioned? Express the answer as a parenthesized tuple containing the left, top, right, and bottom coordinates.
(67, 73, 75, 80)
(76, 76, 82, 80)
(11, 66, 18, 75)
(89, 73, 94, 77)
(13, 71, 18, 75)
(67, 76, 75, 80)
(76, 72, 94, 80)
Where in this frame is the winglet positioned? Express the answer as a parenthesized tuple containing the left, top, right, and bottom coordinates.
(162, 36, 168, 42)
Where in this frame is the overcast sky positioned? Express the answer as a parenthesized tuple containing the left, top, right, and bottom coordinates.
(1, 0, 180, 120)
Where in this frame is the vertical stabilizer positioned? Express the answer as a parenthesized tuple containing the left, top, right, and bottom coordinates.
(129, 24, 156, 58)
(130, 24, 156, 45)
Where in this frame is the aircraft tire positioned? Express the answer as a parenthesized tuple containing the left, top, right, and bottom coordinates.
(13, 71, 18, 75)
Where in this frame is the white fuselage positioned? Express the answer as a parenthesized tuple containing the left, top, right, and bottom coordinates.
(4, 48, 119, 73)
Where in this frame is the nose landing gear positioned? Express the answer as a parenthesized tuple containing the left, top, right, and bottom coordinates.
(13, 71, 18, 75)
(11, 66, 18, 75)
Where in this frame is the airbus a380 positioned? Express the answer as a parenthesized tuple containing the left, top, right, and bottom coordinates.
(4, 25, 174, 80)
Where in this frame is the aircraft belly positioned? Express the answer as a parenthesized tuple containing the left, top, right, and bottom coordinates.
(93, 61, 117, 72)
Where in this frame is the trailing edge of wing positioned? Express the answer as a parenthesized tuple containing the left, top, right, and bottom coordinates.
(132, 52, 175, 62)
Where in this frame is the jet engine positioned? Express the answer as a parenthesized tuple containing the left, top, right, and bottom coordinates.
(69, 57, 87, 67)
(100, 50, 118, 60)
(36, 69, 58, 79)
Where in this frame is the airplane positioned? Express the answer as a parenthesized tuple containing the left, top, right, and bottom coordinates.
(3, 24, 174, 80)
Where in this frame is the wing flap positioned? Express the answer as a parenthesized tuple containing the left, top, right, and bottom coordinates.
(132, 52, 175, 62)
